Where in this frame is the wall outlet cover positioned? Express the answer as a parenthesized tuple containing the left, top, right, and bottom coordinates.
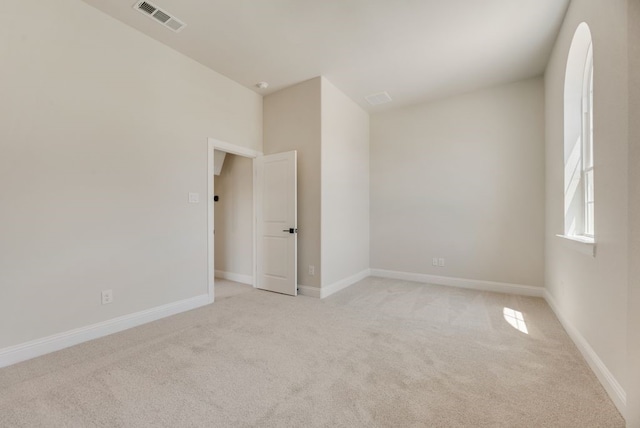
(101, 289, 113, 305)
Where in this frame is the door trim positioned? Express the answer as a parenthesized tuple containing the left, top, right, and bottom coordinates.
(207, 138, 263, 303)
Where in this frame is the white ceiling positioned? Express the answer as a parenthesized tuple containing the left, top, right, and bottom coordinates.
(82, 0, 569, 112)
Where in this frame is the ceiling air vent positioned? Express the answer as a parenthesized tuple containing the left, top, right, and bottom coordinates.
(365, 91, 393, 106)
(133, 1, 186, 33)
(152, 10, 171, 23)
(138, 1, 156, 15)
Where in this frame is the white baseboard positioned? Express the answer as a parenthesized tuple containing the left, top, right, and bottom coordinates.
(298, 285, 321, 298)
(543, 290, 627, 418)
(0, 294, 210, 369)
(370, 269, 544, 297)
(215, 270, 253, 286)
(320, 269, 371, 298)
(297, 269, 370, 299)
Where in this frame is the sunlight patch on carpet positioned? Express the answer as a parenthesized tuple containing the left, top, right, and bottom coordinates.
(503, 307, 528, 334)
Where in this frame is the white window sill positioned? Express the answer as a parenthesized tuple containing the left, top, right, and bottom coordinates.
(556, 234, 596, 257)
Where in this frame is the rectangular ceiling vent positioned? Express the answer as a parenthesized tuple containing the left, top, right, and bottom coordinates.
(133, 1, 186, 33)
(365, 91, 393, 106)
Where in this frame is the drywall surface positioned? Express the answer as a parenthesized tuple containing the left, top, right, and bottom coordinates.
(544, 0, 628, 409)
(320, 78, 370, 287)
(0, 0, 262, 349)
(214, 154, 254, 278)
(370, 78, 545, 287)
(263, 78, 322, 288)
(627, 0, 640, 425)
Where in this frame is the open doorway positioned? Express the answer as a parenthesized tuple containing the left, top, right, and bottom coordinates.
(207, 138, 298, 302)
(207, 138, 262, 303)
(213, 151, 254, 297)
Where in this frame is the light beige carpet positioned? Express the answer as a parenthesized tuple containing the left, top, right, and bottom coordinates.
(0, 278, 624, 427)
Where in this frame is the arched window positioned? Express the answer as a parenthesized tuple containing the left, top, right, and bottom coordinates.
(564, 23, 594, 240)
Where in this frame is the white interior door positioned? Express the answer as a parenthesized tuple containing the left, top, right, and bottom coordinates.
(256, 151, 297, 296)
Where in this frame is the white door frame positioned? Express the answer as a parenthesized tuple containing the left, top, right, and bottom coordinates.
(207, 137, 263, 303)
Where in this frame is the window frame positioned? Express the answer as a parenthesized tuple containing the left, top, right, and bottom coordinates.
(559, 23, 596, 255)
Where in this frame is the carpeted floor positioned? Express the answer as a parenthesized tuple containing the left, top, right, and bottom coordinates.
(0, 278, 625, 427)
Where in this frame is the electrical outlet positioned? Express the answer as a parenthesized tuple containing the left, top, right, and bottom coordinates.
(432, 258, 438, 266)
(188, 192, 199, 203)
(101, 289, 113, 305)
(438, 258, 445, 267)
(308, 265, 315, 276)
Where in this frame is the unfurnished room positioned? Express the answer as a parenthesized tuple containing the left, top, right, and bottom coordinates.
(1, 0, 639, 427)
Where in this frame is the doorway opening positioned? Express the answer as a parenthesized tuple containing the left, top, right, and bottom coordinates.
(214, 151, 254, 297)
(207, 138, 262, 303)
(207, 138, 298, 302)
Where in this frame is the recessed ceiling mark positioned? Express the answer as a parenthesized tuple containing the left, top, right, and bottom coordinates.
(365, 92, 392, 106)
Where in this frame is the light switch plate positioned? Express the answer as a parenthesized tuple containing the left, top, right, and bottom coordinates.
(188, 192, 199, 203)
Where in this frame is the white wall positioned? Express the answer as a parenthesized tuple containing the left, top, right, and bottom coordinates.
(320, 78, 370, 287)
(263, 78, 322, 288)
(264, 77, 370, 291)
(370, 78, 545, 287)
(627, 0, 640, 425)
(0, 0, 262, 350)
(214, 154, 254, 279)
(544, 0, 628, 416)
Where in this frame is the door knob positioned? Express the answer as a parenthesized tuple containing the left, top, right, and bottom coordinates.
(282, 228, 297, 234)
